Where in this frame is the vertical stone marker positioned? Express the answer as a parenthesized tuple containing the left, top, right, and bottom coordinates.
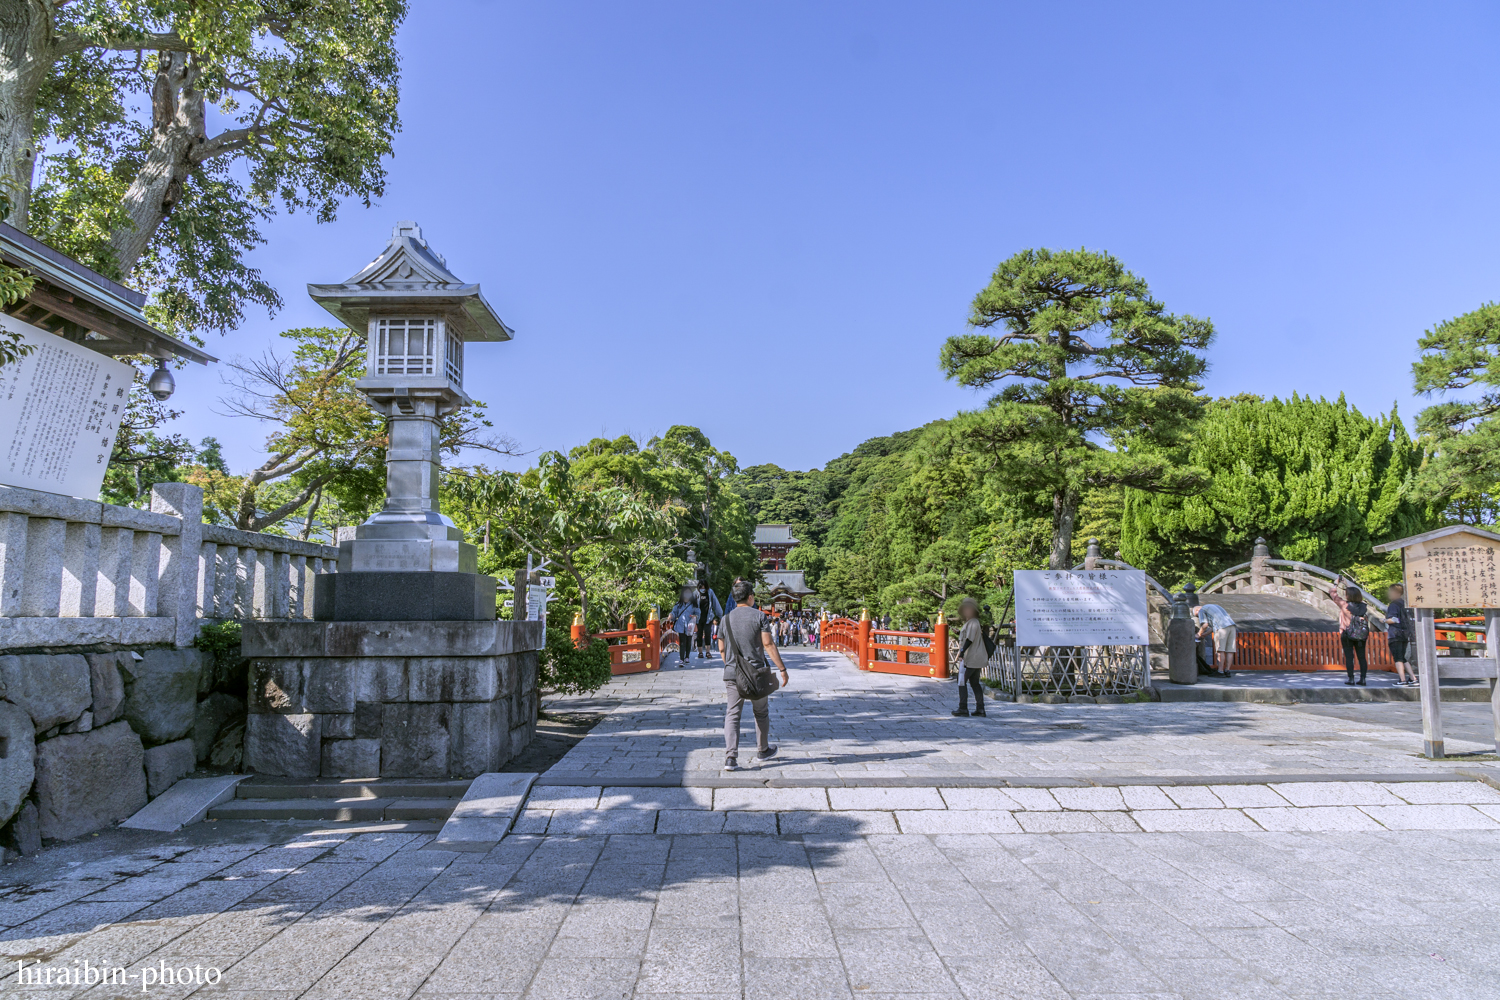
(1374, 525, 1500, 758)
(243, 222, 544, 779)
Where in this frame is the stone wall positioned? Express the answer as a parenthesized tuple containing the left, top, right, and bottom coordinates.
(0, 646, 247, 856)
(242, 620, 543, 778)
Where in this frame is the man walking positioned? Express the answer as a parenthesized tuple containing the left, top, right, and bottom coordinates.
(668, 588, 698, 667)
(719, 577, 790, 771)
(953, 598, 988, 717)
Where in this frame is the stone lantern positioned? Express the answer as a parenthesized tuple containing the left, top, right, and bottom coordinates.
(305, 221, 512, 620)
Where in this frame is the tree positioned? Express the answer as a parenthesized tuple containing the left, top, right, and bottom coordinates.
(1412, 302, 1500, 521)
(648, 426, 759, 598)
(1119, 394, 1431, 585)
(221, 326, 515, 533)
(0, 265, 36, 367)
(446, 452, 679, 627)
(939, 248, 1215, 569)
(5, 0, 404, 334)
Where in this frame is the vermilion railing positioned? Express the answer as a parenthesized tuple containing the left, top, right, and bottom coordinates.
(821, 616, 949, 679)
(571, 614, 666, 675)
(1235, 631, 1395, 671)
(1436, 616, 1486, 647)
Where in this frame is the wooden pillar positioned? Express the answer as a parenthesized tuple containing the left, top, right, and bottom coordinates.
(647, 607, 661, 670)
(858, 608, 871, 670)
(933, 619, 949, 679)
(1488, 609, 1500, 755)
(571, 611, 586, 648)
(1415, 607, 1444, 758)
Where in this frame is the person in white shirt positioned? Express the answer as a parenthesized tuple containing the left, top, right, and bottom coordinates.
(953, 598, 988, 717)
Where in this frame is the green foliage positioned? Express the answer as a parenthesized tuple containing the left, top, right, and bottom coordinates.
(193, 620, 242, 659)
(0, 266, 37, 368)
(539, 626, 613, 695)
(939, 247, 1215, 568)
(1411, 302, 1500, 521)
(1120, 394, 1431, 586)
(446, 451, 680, 629)
(19, 0, 406, 334)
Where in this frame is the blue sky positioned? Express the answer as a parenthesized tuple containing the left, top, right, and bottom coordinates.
(167, 1, 1500, 474)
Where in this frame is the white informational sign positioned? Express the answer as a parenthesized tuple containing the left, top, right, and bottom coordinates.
(0, 315, 133, 499)
(1014, 569, 1150, 646)
(526, 584, 550, 622)
(537, 575, 556, 589)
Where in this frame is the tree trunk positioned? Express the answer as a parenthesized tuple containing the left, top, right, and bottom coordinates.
(108, 50, 204, 271)
(0, 1, 54, 230)
(1049, 489, 1078, 570)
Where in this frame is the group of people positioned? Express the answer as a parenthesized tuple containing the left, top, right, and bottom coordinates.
(1188, 579, 1415, 687)
(665, 589, 822, 669)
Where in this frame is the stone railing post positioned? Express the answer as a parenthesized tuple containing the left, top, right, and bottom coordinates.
(151, 482, 204, 647)
(1250, 536, 1271, 588)
(1168, 592, 1197, 685)
(1083, 537, 1101, 570)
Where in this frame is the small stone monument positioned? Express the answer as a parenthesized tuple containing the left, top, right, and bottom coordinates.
(241, 223, 543, 779)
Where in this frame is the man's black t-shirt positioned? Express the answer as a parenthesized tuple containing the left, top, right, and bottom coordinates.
(1386, 598, 1409, 639)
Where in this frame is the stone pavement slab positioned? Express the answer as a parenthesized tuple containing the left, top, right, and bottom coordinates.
(539, 651, 1500, 786)
(1, 815, 1495, 999)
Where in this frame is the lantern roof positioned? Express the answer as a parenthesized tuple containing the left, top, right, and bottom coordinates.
(307, 221, 513, 342)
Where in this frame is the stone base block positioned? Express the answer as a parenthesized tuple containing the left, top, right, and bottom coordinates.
(34, 721, 147, 841)
(144, 739, 196, 797)
(244, 619, 542, 779)
(313, 572, 498, 622)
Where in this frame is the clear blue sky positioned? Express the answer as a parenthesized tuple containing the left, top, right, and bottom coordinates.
(168, 1, 1500, 474)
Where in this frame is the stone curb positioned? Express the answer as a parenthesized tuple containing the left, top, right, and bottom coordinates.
(532, 770, 1493, 789)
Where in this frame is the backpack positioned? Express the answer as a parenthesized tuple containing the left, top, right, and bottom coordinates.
(1343, 602, 1369, 642)
(723, 611, 776, 701)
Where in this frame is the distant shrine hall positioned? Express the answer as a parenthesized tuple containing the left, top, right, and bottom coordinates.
(755, 524, 815, 612)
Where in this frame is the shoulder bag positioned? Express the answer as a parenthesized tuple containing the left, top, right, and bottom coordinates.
(723, 612, 776, 701)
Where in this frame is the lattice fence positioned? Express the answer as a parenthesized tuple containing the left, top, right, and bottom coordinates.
(983, 645, 1151, 697)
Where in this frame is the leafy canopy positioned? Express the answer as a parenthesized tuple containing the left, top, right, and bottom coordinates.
(1120, 394, 1431, 585)
(1411, 302, 1500, 519)
(939, 248, 1215, 568)
(18, 0, 405, 333)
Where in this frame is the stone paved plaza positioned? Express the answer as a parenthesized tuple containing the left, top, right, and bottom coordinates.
(544, 650, 1500, 784)
(2, 649, 1499, 999)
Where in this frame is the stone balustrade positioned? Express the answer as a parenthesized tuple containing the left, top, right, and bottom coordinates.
(0, 482, 339, 652)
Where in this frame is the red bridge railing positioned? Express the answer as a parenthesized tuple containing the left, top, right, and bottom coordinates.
(571, 612, 669, 675)
(822, 614, 949, 679)
(1235, 632, 1394, 670)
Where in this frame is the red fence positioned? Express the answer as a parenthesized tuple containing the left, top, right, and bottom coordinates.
(822, 616, 949, 679)
(1235, 632, 1394, 671)
(571, 614, 668, 675)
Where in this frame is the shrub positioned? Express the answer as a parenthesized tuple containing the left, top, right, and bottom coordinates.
(193, 620, 243, 659)
(538, 625, 612, 695)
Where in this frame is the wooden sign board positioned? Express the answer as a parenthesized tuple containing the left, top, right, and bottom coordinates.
(1403, 531, 1500, 609)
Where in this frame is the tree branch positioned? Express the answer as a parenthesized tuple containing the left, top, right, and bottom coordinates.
(55, 29, 192, 57)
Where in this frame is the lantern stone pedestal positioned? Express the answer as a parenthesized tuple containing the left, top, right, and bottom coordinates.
(241, 620, 543, 778)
